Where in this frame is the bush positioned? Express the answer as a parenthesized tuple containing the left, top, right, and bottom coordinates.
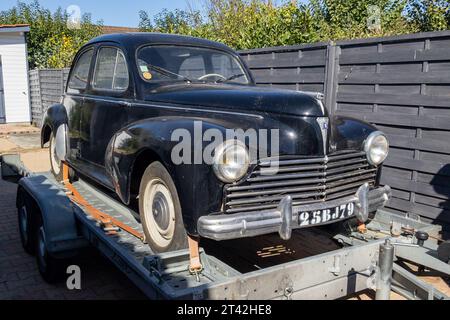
(0, 0, 102, 69)
(139, 0, 450, 50)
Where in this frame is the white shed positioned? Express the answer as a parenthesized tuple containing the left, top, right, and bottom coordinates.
(0, 24, 31, 124)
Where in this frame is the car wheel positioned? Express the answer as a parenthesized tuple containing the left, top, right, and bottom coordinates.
(49, 133, 77, 183)
(17, 191, 38, 255)
(49, 134, 63, 182)
(139, 161, 188, 253)
(35, 216, 68, 283)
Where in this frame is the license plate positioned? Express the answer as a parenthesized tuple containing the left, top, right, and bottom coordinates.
(297, 202, 355, 227)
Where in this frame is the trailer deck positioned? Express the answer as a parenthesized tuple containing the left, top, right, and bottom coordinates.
(1, 154, 449, 300)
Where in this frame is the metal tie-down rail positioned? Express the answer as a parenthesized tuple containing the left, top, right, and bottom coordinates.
(142, 210, 450, 300)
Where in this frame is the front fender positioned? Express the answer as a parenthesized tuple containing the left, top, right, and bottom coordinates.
(331, 115, 382, 184)
(40, 104, 69, 147)
(105, 117, 228, 235)
(331, 115, 379, 151)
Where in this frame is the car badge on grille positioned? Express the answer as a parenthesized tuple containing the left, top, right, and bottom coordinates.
(316, 117, 329, 154)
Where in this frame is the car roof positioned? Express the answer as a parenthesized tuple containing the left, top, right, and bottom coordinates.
(85, 32, 234, 53)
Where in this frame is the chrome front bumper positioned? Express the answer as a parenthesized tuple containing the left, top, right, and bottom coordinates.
(198, 183, 391, 241)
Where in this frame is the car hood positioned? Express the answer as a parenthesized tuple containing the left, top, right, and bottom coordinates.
(142, 83, 326, 117)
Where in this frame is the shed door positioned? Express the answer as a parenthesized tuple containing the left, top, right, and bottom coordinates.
(0, 58, 5, 124)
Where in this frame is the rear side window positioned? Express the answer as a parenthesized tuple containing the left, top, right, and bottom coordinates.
(68, 49, 93, 90)
(93, 47, 129, 91)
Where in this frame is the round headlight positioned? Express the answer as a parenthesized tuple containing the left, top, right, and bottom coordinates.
(364, 131, 389, 166)
(213, 140, 250, 183)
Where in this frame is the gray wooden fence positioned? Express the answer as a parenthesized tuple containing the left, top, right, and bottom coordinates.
(29, 68, 69, 127)
(240, 42, 330, 93)
(242, 30, 450, 232)
(28, 30, 450, 231)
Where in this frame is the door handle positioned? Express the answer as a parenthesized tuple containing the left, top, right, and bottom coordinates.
(120, 101, 132, 107)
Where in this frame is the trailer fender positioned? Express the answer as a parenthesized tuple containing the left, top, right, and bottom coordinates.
(17, 175, 89, 254)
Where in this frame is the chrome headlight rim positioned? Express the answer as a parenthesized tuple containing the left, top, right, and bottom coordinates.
(364, 131, 389, 166)
(213, 140, 250, 183)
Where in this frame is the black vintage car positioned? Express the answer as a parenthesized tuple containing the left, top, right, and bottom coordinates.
(41, 33, 391, 253)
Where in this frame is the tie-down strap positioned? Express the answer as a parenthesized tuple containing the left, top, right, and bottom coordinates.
(188, 235, 203, 273)
(62, 163, 145, 242)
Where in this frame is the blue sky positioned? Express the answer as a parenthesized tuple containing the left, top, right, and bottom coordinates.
(0, 0, 200, 27)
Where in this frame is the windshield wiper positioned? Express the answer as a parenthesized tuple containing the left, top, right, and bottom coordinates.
(146, 64, 193, 83)
(216, 73, 246, 83)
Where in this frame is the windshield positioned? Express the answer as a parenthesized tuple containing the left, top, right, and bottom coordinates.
(137, 45, 250, 85)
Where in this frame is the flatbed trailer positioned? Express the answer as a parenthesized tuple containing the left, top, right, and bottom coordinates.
(1, 154, 450, 300)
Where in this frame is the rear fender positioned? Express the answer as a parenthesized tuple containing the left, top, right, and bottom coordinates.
(41, 104, 68, 147)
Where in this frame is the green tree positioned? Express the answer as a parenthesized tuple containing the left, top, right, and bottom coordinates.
(310, 0, 414, 40)
(407, 0, 449, 31)
(138, 10, 153, 31)
(136, 0, 450, 50)
(0, 0, 102, 69)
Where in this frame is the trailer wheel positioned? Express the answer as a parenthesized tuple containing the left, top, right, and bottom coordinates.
(139, 161, 188, 253)
(17, 190, 38, 255)
(35, 216, 68, 283)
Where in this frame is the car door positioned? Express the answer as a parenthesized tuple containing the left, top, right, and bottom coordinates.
(64, 47, 94, 162)
(79, 45, 132, 186)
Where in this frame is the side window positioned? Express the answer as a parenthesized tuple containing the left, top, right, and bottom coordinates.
(68, 49, 93, 90)
(179, 55, 206, 79)
(93, 47, 129, 91)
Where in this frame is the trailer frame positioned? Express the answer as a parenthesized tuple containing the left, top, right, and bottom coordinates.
(1, 154, 449, 300)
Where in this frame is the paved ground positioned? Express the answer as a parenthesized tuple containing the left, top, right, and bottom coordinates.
(0, 141, 146, 299)
(0, 177, 145, 299)
(0, 124, 41, 154)
(0, 124, 40, 136)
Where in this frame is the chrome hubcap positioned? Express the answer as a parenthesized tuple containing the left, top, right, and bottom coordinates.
(152, 191, 171, 231)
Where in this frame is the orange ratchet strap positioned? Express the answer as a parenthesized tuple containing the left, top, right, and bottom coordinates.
(62, 163, 145, 242)
(188, 235, 203, 274)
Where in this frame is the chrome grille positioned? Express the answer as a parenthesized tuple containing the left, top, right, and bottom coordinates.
(224, 150, 377, 213)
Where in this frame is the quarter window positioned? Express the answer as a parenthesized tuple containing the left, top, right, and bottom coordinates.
(68, 49, 93, 90)
(93, 47, 129, 91)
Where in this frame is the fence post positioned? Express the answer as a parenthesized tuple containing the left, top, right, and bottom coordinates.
(60, 69, 66, 95)
(38, 70, 43, 126)
(324, 42, 339, 116)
